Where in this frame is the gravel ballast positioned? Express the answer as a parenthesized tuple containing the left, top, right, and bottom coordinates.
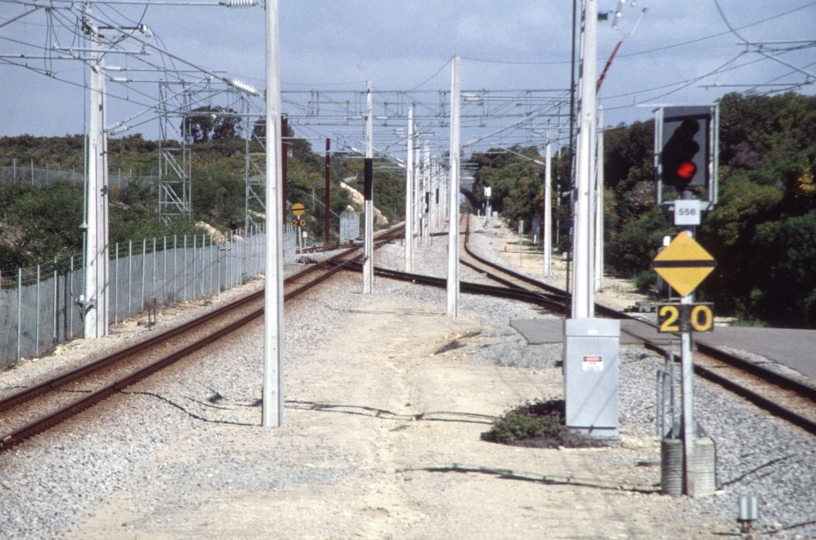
(0, 217, 813, 539)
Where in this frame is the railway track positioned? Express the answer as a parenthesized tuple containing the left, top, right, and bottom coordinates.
(372, 215, 816, 436)
(3, 215, 813, 452)
(463, 215, 816, 435)
(0, 226, 404, 452)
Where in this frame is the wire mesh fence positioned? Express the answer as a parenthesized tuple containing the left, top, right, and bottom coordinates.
(0, 161, 159, 190)
(0, 224, 297, 368)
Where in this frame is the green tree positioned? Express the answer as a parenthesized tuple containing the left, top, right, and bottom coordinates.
(182, 107, 242, 144)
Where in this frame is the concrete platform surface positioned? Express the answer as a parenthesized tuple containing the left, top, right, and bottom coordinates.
(511, 319, 816, 381)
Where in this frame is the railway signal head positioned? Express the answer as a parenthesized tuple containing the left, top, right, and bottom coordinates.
(660, 107, 711, 191)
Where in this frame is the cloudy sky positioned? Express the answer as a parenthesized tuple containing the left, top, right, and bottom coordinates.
(1, 0, 814, 157)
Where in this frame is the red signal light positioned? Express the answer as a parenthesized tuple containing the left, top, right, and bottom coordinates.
(677, 161, 697, 180)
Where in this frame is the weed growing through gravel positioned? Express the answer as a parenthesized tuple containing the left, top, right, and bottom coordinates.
(481, 398, 606, 448)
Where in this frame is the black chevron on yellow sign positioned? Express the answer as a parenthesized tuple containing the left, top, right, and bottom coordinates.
(651, 231, 717, 297)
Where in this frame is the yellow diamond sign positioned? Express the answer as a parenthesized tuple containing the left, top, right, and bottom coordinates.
(652, 232, 717, 297)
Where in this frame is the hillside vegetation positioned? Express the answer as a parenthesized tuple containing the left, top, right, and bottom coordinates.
(468, 91, 816, 328)
(0, 129, 405, 275)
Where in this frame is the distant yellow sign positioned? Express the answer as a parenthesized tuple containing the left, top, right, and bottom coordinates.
(651, 231, 716, 297)
(292, 203, 306, 217)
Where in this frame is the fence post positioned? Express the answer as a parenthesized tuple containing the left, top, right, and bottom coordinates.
(192, 234, 197, 299)
(202, 234, 206, 295)
(17, 267, 22, 363)
(173, 235, 177, 304)
(183, 235, 187, 301)
(36, 264, 40, 357)
(69, 256, 74, 337)
(141, 238, 147, 311)
(114, 243, 119, 325)
(152, 238, 157, 307)
(53, 259, 58, 345)
(209, 235, 214, 295)
(163, 236, 167, 304)
(128, 240, 133, 314)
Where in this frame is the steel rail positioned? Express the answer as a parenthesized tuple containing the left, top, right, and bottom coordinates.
(0, 289, 264, 414)
(364, 261, 816, 436)
(345, 262, 567, 313)
(0, 227, 406, 451)
(373, 217, 816, 436)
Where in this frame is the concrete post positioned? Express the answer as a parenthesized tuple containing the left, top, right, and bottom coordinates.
(447, 57, 461, 319)
(544, 140, 552, 276)
(571, 0, 598, 319)
(263, 0, 285, 427)
(84, 10, 110, 338)
(405, 106, 414, 272)
(363, 81, 374, 294)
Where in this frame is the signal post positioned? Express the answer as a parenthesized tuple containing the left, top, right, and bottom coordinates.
(653, 104, 719, 497)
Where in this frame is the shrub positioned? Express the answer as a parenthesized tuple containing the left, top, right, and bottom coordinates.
(481, 398, 606, 448)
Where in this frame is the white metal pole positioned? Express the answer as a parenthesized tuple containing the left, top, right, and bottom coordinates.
(447, 57, 461, 319)
(363, 81, 374, 293)
(430, 155, 439, 232)
(84, 13, 110, 338)
(680, 225, 697, 496)
(594, 105, 605, 292)
(422, 143, 432, 244)
(681, 291, 695, 496)
(263, 0, 285, 427)
(544, 140, 553, 276)
(405, 106, 414, 272)
(414, 137, 421, 245)
(571, 0, 597, 319)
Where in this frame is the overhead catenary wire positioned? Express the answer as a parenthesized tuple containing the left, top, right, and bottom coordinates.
(617, 0, 816, 59)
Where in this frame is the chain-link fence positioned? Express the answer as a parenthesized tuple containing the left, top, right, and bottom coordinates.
(0, 224, 298, 368)
(0, 160, 159, 190)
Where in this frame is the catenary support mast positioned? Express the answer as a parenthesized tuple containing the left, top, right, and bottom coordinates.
(363, 81, 374, 294)
(83, 5, 110, 339)
(447, 57, 461, 318)
(571, 0, 598, 318)
(405, 106, 414, 272)
(262, 0, 285, 427)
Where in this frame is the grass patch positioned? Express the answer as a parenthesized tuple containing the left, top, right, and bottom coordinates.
(481, 398, 607, 449)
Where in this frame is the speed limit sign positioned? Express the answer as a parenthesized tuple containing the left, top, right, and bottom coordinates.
(657, 303, 714, 333)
